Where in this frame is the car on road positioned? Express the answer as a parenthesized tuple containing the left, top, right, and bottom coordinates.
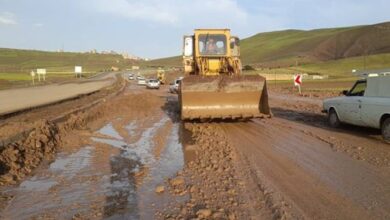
(128, 73, 135, 80)
(169, 77, 183, 94)
(136, 75, 143, 80)
(137, 77, 147, 86)
(146, 79, 160, 89)
(322, 76, 390, 142)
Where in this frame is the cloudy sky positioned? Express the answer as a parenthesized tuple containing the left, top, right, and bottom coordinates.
(0, 0, 389, 59)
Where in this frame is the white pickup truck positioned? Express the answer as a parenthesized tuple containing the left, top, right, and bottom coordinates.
(323, 76, 390, 142)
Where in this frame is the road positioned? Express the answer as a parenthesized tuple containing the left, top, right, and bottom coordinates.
(0, 80, 389, 219)
(0, 72, 117, 116)
(223, 119, 390, 219)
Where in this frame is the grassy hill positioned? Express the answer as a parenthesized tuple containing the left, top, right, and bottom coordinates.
(242, 22, 390, 66)
(142, 56, 181, 67)
(0, 48, 138, 74)
(294, 52, 390, 76)
(0, 48, 141, 89)
(146, 22, 390, 71)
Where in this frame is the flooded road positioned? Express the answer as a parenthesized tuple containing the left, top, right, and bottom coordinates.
(0, 86, 186, 219)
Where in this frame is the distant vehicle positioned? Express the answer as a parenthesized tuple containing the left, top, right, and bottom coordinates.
(146, 79, 160, 89)
(169, 77, 183, 94)
(323, 76, 390, 142)
(157, 68, 166, 84)
(137, 77, 146, 85)
(128, 73, 134, 80)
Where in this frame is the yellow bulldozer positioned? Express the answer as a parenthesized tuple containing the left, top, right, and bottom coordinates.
(180, 29, 270, 120)
(157, 68, 166, 84)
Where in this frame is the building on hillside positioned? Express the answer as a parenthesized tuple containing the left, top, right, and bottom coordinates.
(354, 68, 390, 77)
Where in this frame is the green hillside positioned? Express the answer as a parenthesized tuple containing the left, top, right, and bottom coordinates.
(0, 48, 137, 73)
(142, 56, 181, 67)
(294, 52, 390, 76)
(146, 22, 390, 71)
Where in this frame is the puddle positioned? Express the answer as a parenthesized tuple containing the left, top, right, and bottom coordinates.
(19, 178, 57, 191)
(1, 146, 96, 219)
(98, 123, 123, 140)
(1, 116, 186, 219)
(126, 121, 137, 136)
(179, 123, 198, 164)
(93, 116, 186, 218)
(91, 137, 127, 149)
(121, 117, 170, 165)
(137, 122, 187, 219)
(50, 146, 94, 174)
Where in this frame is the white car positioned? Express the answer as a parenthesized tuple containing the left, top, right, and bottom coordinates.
(169, 77, 183, 94)
(136, 75, 143, 80)
(323, 76, 390, 142)
(137, 77, 146, 85)
(146, 79, 160, 89)
(128, 73, 134, 80)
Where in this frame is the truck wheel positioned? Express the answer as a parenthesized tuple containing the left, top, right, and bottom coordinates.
(328, 109, 341, 128)
(382, 118, 390, 143)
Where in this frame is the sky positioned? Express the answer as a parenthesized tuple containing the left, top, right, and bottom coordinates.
(0, 0, 389, 59)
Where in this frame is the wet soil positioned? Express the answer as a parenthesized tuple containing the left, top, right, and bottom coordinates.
(0, 79, 389, 219)
(0, 82, 187, 219)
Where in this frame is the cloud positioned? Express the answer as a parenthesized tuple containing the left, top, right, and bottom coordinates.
(84, 0, 248, 26)
(0, 12, 17, 25)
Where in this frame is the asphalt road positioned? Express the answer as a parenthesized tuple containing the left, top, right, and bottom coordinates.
(0, 72, 117, 116)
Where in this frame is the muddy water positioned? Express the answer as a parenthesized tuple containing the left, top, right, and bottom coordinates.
(0, 115, 185, 219)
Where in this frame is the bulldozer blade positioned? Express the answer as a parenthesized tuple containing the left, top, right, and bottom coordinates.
(179, 75, 270, 120)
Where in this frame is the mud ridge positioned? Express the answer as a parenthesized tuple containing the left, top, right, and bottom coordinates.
(158, 123, 271, 219)
(0, 76, 127, 186)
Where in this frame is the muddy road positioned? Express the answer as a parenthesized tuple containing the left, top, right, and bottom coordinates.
(0, 79, 389, 219)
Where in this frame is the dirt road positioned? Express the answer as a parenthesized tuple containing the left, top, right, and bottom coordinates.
(0, 72, 116, 116)
(223, 119, 390, 219)
(0, 79, 389, 219)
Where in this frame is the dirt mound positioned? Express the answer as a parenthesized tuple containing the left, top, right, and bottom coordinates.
(157, 123, 276, 219)
(0, 121, 59, 185)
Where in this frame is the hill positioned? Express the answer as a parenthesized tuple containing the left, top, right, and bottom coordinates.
(146, 22, 390, 68)
(242, 22, 390, 66)
(142, 56, 181, 67)
(0, 48, 138, 73)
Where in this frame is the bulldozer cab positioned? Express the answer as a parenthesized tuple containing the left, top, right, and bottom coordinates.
(183, 29, 241, 76)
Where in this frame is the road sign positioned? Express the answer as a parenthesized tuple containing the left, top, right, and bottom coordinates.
(294, 74, 302, 86)
(30, 70, 35, 85)
(294, 74, 302, 94)
(75, 66, 82, 73)
(37, 68, 46, 81)
(37, 69, 46, 75)
(75, 66, 82, 78)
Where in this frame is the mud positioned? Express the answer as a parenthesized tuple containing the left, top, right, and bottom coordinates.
(270, 91, 390, 167)
(0, 76, 126, 187)
(0, 121, 60, 185)
(0, 77, 389, 219)
(0, 74, 125, 140)
(157, 123, 270, 220)
(0, 82, 188, 219)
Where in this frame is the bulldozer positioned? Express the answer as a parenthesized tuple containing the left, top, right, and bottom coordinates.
(180, 29, 270, 120)
(157, 68, 166, 84)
